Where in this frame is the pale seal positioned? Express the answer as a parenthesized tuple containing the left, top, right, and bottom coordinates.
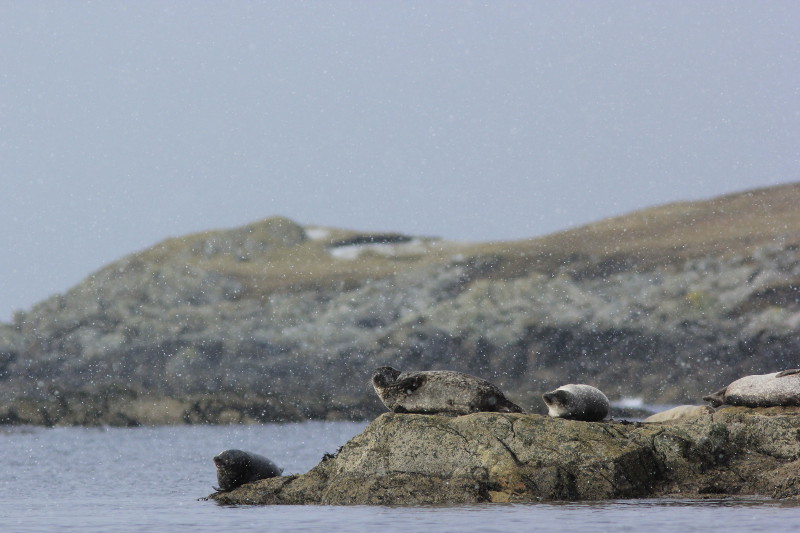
(643, 405, 714, 423)
(371, 366, 524, 415)
(542, 384, 609, 421)
(213, 449, 283, 492)
(703, 369, 800, 408)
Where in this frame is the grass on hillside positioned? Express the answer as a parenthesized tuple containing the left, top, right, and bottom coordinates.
(106, 183, 800, 298)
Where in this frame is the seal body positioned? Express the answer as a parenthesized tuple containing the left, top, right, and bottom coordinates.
(371, 366, 524, 415)
(703, 369, 800, 408)
(542, 384, 609, 421)
(643, 405, 714, 423)
(213, 449, 283, 492)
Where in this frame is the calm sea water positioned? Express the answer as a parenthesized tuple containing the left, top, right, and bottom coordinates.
(2, 421, 800, 532)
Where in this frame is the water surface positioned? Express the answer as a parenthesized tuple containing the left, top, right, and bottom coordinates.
(1, 423, 799, 532)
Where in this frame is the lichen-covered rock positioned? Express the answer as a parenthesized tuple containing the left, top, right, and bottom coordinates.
(2, 186, 800, 424)
(210, 408, 800, 505)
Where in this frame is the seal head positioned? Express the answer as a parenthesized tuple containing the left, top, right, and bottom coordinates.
(703, 369, 800, 408)
(542, 384, 609, 422)
(372, 366, 403, 389)
(371, 366, 524, 415)
(213, 449, 283, 492)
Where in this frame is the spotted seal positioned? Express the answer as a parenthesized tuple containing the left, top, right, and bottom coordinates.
(213, 449, 283, 492)
(371, 366, 524, 415)
(703, 369, 800, 408)
(542, 384, 609, 421)
(643, 404, 715, 423)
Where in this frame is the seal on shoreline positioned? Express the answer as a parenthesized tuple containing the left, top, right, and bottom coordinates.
(643, 405, 715, 423)
(702, 369, 800, 408)
(542, 384, 609, 421)
(213, 449, 283, 492)
(371, 366, 524, 415)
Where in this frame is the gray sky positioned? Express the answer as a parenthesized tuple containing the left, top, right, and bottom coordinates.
(2, 1, 798, 321)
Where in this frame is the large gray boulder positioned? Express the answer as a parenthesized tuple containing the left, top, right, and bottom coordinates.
(210, 407, 800, 505)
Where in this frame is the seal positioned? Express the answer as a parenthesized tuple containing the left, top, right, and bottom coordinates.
(703, 369, 800, 408)
(542, 384, 609, 421)
(213, 449, 283, 492)
(371, 366, 524, 415)
(643, 405, 714, 423)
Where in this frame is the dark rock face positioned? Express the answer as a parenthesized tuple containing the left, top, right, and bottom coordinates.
(211, 408, 800, 505)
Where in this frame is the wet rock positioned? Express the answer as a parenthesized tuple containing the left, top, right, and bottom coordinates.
(211, 407, 800, 505)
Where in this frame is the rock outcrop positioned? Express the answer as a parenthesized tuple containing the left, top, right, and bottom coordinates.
(210, 407, 800, 505)
(1, 184, 799, 425)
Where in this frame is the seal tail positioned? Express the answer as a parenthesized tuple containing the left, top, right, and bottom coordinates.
(499, 400, 525, 413)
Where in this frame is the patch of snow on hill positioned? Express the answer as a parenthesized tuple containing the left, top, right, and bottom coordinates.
(305, 227, 331, 240)
(329, 239, 438, 260)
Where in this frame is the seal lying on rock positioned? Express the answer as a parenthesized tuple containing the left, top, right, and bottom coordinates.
(643, 405, 714, 423)
(542, 384, 609, 421)
(213, 449, 283, 492)
(371, 366, 524, 415)
(703, 369, 800, 408)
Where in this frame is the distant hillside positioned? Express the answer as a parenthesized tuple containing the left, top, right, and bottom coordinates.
(475, 182, 800, 277)
(0, 183, 798, 425)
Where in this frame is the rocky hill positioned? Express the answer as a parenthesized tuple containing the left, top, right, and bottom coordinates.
(1, 183, 799, 425)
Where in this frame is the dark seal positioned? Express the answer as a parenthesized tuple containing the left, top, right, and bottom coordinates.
(703, 369, 800, 408)
(371, 366, 524, 415)
(542, 384, 610, 422)
(213, 449, 283, 492)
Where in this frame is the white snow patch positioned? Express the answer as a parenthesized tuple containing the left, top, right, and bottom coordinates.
(329, 245, 365, 260)
(305, 227, 331, 240)
(329, 238, 442, 260)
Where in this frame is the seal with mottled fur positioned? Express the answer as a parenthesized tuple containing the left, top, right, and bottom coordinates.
(542, 384, 609, 421)
(703, 369, 800, 408)
(213, 449, 283, 492)
(371, 366, 524, 415)
(643, 405, 714, 423)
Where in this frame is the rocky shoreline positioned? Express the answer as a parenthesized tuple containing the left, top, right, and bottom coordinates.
(0, 388, 373, 427)
(1, 185, 798, 425)
(210, 407, 800, 505)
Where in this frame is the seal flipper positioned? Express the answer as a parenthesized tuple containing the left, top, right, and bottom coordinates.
(776, 369, 800, 378)
(497, 397, 525, 413)
(703, 387, 727, 408)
